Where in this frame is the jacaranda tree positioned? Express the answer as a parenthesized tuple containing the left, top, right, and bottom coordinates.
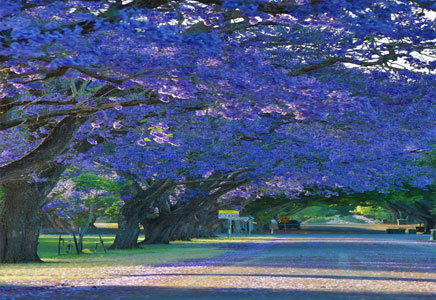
(1, 0, 436, 262)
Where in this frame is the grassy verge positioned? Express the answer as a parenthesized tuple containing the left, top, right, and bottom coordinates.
(0, 235, 227, 283)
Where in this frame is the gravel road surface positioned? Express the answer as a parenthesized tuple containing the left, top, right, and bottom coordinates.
(1, 233, 435, 300)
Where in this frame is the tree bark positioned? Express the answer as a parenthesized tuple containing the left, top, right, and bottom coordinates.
(0, 164, 65, 263)
(109, 204, 142, 249)
(141, 198, 202, 244)
(141, 177, 250, 243)
(142, 200, 219, 243)
(171, 208, 218, 240)
(0, 181, 43, 263)
(141, 214, 180, 244)
(110, 178, 173, 249)
(78, 202, 96, 251)
(170, 221, 193, 241)
(424, 217, 434, 233)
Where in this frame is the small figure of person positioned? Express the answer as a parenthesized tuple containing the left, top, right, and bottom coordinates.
(269, 218, 278, 234)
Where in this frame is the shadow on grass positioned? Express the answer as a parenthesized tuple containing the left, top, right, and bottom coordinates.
(0, 285, 435, 300)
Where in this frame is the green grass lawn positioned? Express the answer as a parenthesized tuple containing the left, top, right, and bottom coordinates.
(0, 235, 276, 284)
(0, 234, 227, 283)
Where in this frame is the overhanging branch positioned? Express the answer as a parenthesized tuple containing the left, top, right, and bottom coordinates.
(0, 97, 162, 131)
(287, 52, 400, 76)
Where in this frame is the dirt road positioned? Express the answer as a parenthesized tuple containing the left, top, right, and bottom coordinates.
(1, 234, 436, 300)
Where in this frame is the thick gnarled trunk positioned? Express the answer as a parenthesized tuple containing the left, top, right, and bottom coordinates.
(170, 213, 217, 241)
(139, 174, 249, 245)
(0, 164, 65, 263)
(141, 201, 217, 243)
(141, 215, 179, 244)
(109, 205, 142, 249)
(0, 181, 43, 263)
(141, 178, 249, 244)
(110, 178, 174, 249)
(170, 221, 192, 241)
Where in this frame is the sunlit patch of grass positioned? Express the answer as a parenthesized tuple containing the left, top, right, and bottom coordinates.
(94, 222, 145, 229)
(94, 222, 118, 229)
(0, 235, 226, 283)
(374, 224, 420, 230)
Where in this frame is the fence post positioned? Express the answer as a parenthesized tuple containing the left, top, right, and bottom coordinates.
(72, 234, 81, 255)
(99, 234, 107, 253)
(57, 235, 62, 256)
(227, 219, 232, 238)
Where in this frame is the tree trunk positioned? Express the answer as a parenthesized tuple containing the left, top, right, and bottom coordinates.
(140, 176, 248, 244)
(182, 214, 216, 239)
(0, 164, 64, 263)
(166, 206, 217, 241)
(78, 203, 96, 251)
(141, 214, 180, 244)
(191, 224, 215, 239)
(144, 199, 225, 243)
(143, 204, 204, 243)
(171, 221, 192, 241)
(109, 204, 142, 250)
(0, 181, 44, 263)
(110, 177, 174, 249)
(424, 217, 435, 233)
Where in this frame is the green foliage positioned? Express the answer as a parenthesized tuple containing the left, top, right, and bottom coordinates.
(244, 184, 435, 226)
(244, 193, 305, 223)
(74, 172, 127, 193)
(350, 205, 391, 220)
(291, 204, 340, 222)
(45, 171, 131, 226)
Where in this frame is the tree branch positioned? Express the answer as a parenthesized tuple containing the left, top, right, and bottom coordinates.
(0, 97, 162, 131)
(287, 53, 400, 76)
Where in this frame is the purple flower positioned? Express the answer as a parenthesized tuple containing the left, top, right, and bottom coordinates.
(113, 121, 122, 129)
(137, 139, 147, 146)
(87, 138, 98, 145)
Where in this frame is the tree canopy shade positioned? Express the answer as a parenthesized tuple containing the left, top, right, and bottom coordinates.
(1, 0, 436, 262)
